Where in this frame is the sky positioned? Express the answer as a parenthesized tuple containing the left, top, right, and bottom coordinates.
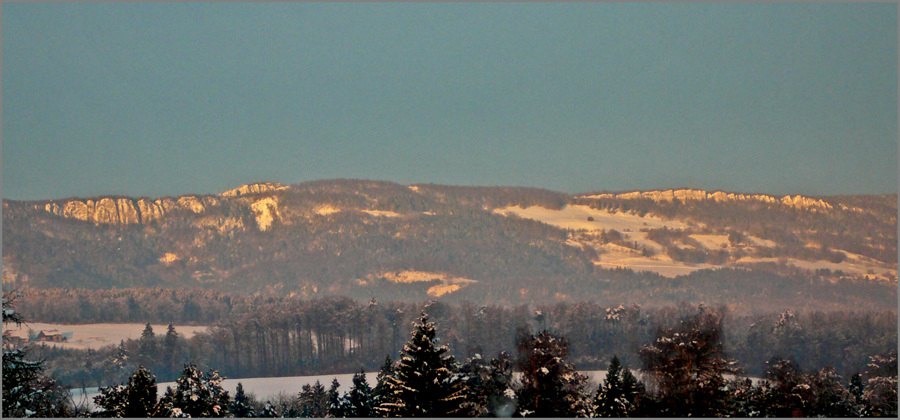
(3, 3, 897, 200)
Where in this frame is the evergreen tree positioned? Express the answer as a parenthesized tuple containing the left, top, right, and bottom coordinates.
(258, 402, 279, 418)
(94, 365, 158, 418)
(808, 366, 858, 417)
(593, 355, 644, 417)
(372, 355, 395, 416)
(639, 305, 734, 417)
(126, 365, 158, 417)
(456, 351, 516, 417)
(104, 340, 134, 387)
(229, 382, 256, 418)
(848, 372, 864, 403)
(344, 369, 374, 418)
(163, 323, 179, 378)
(2, 291, 73, 418)
(94, 383, 129, 418)
(138, 322, 157, 367)
(758, 357, 809, 417)
(372, 355, 394, 411)
(379, 310, 465, 417)
(862, 349, 898, 417)
(156, 364, 231, 417)
(327, 377, 344, 417)
(514, 329, 590, 417)
(298, 380, 329, 418)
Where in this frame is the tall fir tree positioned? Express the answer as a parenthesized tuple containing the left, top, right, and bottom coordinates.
(298, 380, 329, 418)
(344, 369, 374, 418)
(94, 365, 158, 418)
(229, 382, 256, 418)
(163, 323, 179, 378)
(138, 322, 157, 368)
(379, 309, 465, 417)
(2, 291, 73, 418)
(456, 351, 516, 417)
(327, 377, 345, 417)
(514, 329, 591, 417)
(156, 364, 230, 417)
(593, 355, 645, 417)
(372, 355, 395, 416)
(640, 305, 735, 417)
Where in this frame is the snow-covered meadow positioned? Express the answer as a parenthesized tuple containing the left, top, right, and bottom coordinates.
(5, 323, 209, 350)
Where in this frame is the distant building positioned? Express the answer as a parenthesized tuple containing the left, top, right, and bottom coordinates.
(3, 330, 27, 348)
(35, 330, 68, 343)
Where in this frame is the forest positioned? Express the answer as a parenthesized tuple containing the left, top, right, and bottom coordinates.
(4, 291, 897, 417)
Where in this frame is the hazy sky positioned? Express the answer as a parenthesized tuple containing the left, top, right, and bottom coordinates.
(3, 3, 897, 200)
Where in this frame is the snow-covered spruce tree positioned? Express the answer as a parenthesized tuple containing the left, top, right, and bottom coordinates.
(298, 380, 329, 418)
(372, 355, 395, 416)
(344, 369, 374, 418)
(229, 382, 256, 417)
(379, 310, 465, 417)
(2, 290, 73, 418)
(456, 351, 516, 417)
(258, 402, 279, 418)
(639, 304, 735, 417)
(592, 355, 645, 417)
(94, 365, 159, 417)
(862, 349, 898, 417)
(758, 357, 808, 417)
(514, 329, 591, 417)
(155, 364, 230, 417)
(327, 377, 345, 417)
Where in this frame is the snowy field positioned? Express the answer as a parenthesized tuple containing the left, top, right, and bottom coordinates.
(5, 323, 209, 350)
(494, 205, 688, 233)
(495, 205, 896, 280)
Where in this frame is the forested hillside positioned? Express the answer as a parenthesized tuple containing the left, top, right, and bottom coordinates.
(3, 180, 896, 312)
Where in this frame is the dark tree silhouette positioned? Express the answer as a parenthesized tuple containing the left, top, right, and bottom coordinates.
(379, 309, 464, 417)
(640, 305, 735, 417)
(514, 329, 590, 417)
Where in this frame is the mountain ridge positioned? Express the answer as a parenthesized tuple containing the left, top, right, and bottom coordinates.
(12, 180, 891, 227)
(3, 179, 896, 312)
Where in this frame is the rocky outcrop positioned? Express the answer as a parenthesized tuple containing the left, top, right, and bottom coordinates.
(581, 189, 832, 211)
(250, 196, 280, 231)
(137, 199, 166, 223)
(44, 198, 143, 225)
(176, 196, 208, 214)
(43, 195, 220, 225)
(220, 182, 286, 197)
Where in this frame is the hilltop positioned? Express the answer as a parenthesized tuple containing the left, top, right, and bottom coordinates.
(3, 180, 896, 313)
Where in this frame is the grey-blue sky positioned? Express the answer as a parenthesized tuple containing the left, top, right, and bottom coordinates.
(3, 2, 896, 200)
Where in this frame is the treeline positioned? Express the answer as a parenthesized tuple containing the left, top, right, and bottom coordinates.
(34, 296, 896, 391)
(10, 302, 898, 417)
(16, 267, 898, 326)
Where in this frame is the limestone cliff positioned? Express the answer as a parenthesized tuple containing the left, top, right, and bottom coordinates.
(581, 189, 832, 211)
(42, 195, 218, 225)
(220, 182, 287, 197)
(250, 196, 281, 231)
